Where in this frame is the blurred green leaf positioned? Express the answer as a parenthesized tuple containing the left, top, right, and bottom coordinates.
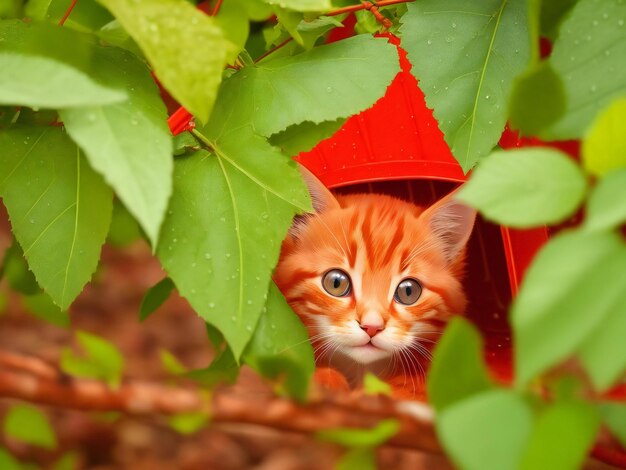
(60, 330, 124, 388)
(582, 98, 626, 178)
(160, 349, 187, 376)
(508, 62, 566, 136)
(544, 0, 626, 139)
(4, 403, 56, 449)
(98, 0, 235, 123)
(168, 412, 209, 435)
(106, 200, 142, 247)
(0, 21, 126, 108)
(585, 169, 626, 232)
(512, 231, 626, 385)
(1, 241, 39, 295)
(539, 0, 577, 38)
(520, 401, 600, 470)
(337, 448, 376, 470)
(244, 283, 315, 401)
(213, 0, 250, 56)
(578, 289, 626, 391)
(0, 126, 113, 309)
(22, 293, 69, 327)
(317, 419, 400, 447)
(598, 402, 626, 448)
(428, 317, 492, 411)
(261, 0, 331, 11)
(400, 0, 531, 172)
(0, 449, 21, 470)
(60, 45, 173, 247)
(269, 118, 345, 156)
(139, 277, 175, 321)
(363, 372, 391, 396)
(457, 148, 587, 228)
(187, 345, 239, 388)
(51, 452, 78, 470)
(438, 390, 533, 470)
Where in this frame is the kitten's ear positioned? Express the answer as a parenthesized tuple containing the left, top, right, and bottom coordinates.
(299, 164, 341, 213)
(420, 188, 476, 262)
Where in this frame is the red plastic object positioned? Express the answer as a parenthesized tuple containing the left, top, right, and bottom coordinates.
(296, 33, 551, 331)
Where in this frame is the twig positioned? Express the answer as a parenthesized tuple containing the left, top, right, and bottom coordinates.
(58, 0, 78, 26)
(327, 0, 414, 17)
(0, 351, 440, 453)
(254, 37, 293, 64)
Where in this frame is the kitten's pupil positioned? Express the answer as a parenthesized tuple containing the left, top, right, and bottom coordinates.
(395, 278, 422, 305)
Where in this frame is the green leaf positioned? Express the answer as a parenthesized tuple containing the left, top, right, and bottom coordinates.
(400, 0, 531, 172)
(157, 131, 311, 359)
(106, 200, 142, 247)
(363, 372, 391, 396)
(1, 240, 39, 295)
(544, 0, 626, 139)
(427, 317, 492, 411)
(187, 346, 239, 388)
(217, 34, 400, 137)
(139, 277, 175, 321)
(213, 0, 250, 56)
(51, 452, 79, 470)
(0, 127, 113, 309)
(581, 98, 626, 178)
(60, 45, 173, 247)
(317, 419, 400, 448)
(0, 449, 21, 470)
(261, 0, 331, 12)
(160, 349, 187, 376)
(585, 169, 626, 232)
(0, 21, 126, 108)
(508, 62, 566, 136)
(168, 412, 209, 435)
(98, 0, 235, 123)
(520, 402, 600, 470)
(4, 403, 56, 449)
(457, 148, 587, 228)
(23, 293, 69, 327)
(60, 330, 124, 387)
(337, 448, 376, 470)
(268, 118, 345, 156)
(244, 283, 315, 401)
(598, 402, 626, 448)
(539, 0, 577, 39)
(438, 390, 533, 470)
(512, 230, 626, 385)
(173, 131, 200, 156)
(578, 288, 626, 390)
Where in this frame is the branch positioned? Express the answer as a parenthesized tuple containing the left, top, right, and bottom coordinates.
(0, 351, 441, 453)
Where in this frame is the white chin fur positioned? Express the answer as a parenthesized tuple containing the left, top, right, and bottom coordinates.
(345, 345, 392, 364)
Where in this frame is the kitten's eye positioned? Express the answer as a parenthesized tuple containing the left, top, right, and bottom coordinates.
(322, 269, 351, 297)
(394, 278, 422, 305)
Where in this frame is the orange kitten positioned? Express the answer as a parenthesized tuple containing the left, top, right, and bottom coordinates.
(274, 168, 476, 399)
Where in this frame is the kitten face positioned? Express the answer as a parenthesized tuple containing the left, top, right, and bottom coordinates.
(275, 172, 475, 373)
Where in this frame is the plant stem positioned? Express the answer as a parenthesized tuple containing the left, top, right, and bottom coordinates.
(58, 0, 78, 26)
(191, 128, 215, 152)
(254, 37, 293, 64)
(327, 0, 414, 17)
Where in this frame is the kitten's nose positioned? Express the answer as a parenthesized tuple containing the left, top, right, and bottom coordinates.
(360, 324, 383, 337)
(359, 312, 384, 337)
